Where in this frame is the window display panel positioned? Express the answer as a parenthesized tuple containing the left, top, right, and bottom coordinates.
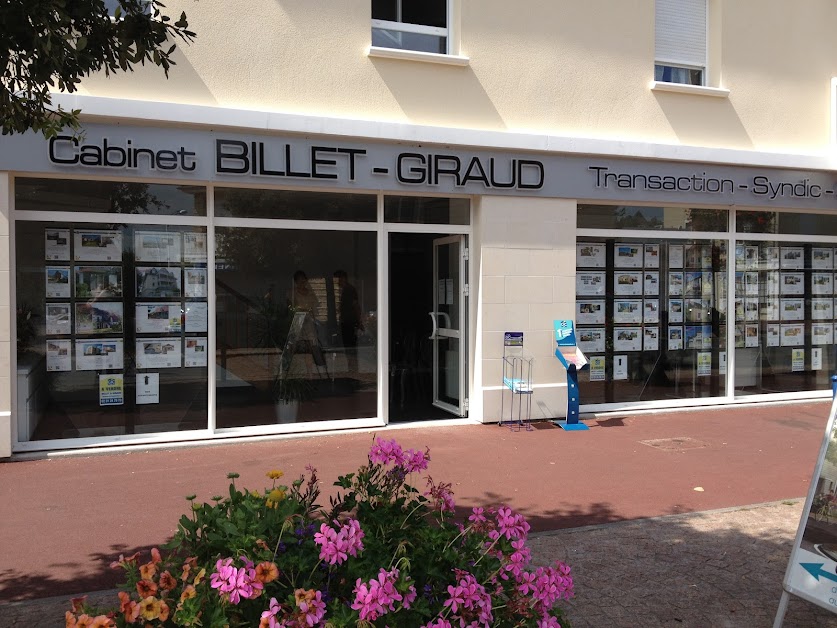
(15, 178, 206, 216)
(214, 188, 376, 222)
(575, 236, 727, 404)
(215, 228, 377, 427)
(734, 240, 837, 395)
(15, 221, 208, 442)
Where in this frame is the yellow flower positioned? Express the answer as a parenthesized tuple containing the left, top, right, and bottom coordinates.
(139, 562, 157, 580)
(266, 470, 284, 480)
(193, 567, 206, 586)
(180, 585, 197, 602)
(139, 596, 161, 621)
(250, 489, 262, 498)
(268, 489, 285, 502)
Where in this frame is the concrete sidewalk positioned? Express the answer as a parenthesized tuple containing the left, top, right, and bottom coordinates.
(2, 501, 836, 627)
(1, 400, 836, 624)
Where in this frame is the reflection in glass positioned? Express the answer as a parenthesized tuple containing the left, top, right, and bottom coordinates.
(384, 196, 470, 225)
(16, 221, 208, 441)
(578, 205, 728, 232)
(734, 240, 836, 395)
(576, 236, 728, 404)
(215, 189, 376, 222)
(15, 178, 206, 216)
(215, 228, 377, 428)
(737, 211, 837, 237)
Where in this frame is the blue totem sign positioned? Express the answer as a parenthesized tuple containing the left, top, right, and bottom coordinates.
(553, 320, 589, 431)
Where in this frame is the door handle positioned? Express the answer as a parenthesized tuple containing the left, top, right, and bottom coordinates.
(428, 312, 438, 339)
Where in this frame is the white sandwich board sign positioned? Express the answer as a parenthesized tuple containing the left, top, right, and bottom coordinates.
(775, 397, 837, 626)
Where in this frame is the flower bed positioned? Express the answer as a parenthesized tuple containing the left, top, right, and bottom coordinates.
(66, 438, 573, 627)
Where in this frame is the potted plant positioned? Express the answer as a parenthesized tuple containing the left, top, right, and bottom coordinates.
(273, 373, 314, 423)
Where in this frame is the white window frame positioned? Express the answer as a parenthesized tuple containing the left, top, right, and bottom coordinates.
(371, 0, 451, 55)
(654, 0, 708, 87)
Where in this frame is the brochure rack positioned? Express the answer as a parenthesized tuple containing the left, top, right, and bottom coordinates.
(553, 320, 590, 431)
(500, 332, 534, 431)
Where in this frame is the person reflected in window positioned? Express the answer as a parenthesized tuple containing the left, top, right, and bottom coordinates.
(288, 270, 321, 373)
(334, 270, 363, 375)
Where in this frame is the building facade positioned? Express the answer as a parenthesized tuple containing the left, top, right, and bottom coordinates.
(2, 0, 837, 455)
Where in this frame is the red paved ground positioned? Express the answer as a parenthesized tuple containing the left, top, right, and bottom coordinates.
(0, 400, 831, 602)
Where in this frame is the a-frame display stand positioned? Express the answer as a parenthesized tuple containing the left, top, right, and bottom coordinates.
(553, 319, 589, 431)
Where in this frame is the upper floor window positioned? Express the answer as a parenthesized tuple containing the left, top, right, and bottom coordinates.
(372, 0, 448, 55)
(655, 0, 706, 86)
(104, 0, 151, 17)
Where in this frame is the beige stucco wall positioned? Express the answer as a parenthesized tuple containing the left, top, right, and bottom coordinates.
(76, 0, 837, 154)
(477, 196, 577, 423)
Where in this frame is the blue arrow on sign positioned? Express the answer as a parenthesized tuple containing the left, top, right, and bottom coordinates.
(801, 562, 837, 584)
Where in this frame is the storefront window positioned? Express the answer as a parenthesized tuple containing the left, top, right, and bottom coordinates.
(737, 210, 837, 237)
(384, 196, 470, 224)
(578, 205, 728, 231)
(215, 227, 377, 427)
(15, 220, 208, 441)
(215, 188, 376, 222)
(734, 241, 836, 395)
(575, 236, 728, 403)
(15, 178, 206, 216)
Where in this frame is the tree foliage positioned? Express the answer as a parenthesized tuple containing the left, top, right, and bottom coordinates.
(1, 0, 195, 137)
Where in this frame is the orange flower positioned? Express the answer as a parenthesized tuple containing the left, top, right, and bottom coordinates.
(139, 596, 161, 621)
(65, 611, 77, 627)
(255, 561, 279, 583)
(118, 592, 140, 623)
(75, 615, 93, 628)
(180, 584, 196, 602)
(90, 616, 115, 628)
(181, 556, 198, 581)
(158, 600, 170, 622)
(255, 538, 270, 551)
(151, 548, 162, 564)
(139, 561, 157, 580)
(180, 563, 191, 582)
(136, 579, 158, 598)
(159, 570, 177, 591)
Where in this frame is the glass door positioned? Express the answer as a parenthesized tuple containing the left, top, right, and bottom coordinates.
(430, 235, 467, 416)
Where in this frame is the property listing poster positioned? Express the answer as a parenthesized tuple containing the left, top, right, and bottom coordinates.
(576, 243, 606, 268)
(185, 337, 208, 367)
(183, 233, 208, 263)
(668, 326, 684, 350)
(614, 272, 643, 296)
(578, 328, 605, 354)
(136, 338, 182, 369)
(99, 374, 125, 406)
(45, 303, 71, 335)
(74, 230, 122, 262)
(588, 356, 606, 381)
(185, 302, 209, 332)
(577, 272, 606, 296)
(613, 243, 643, 268)
(184, 268, 208, 298)
(135, 303, 182, 334)
(45, 229, 70, 260)
(134, 231, 182, 264)
(46, 340, 72, 372)
(45, 267, 71, 298)
(75, 339, 124, 371)
(577, 300, 605, 325)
